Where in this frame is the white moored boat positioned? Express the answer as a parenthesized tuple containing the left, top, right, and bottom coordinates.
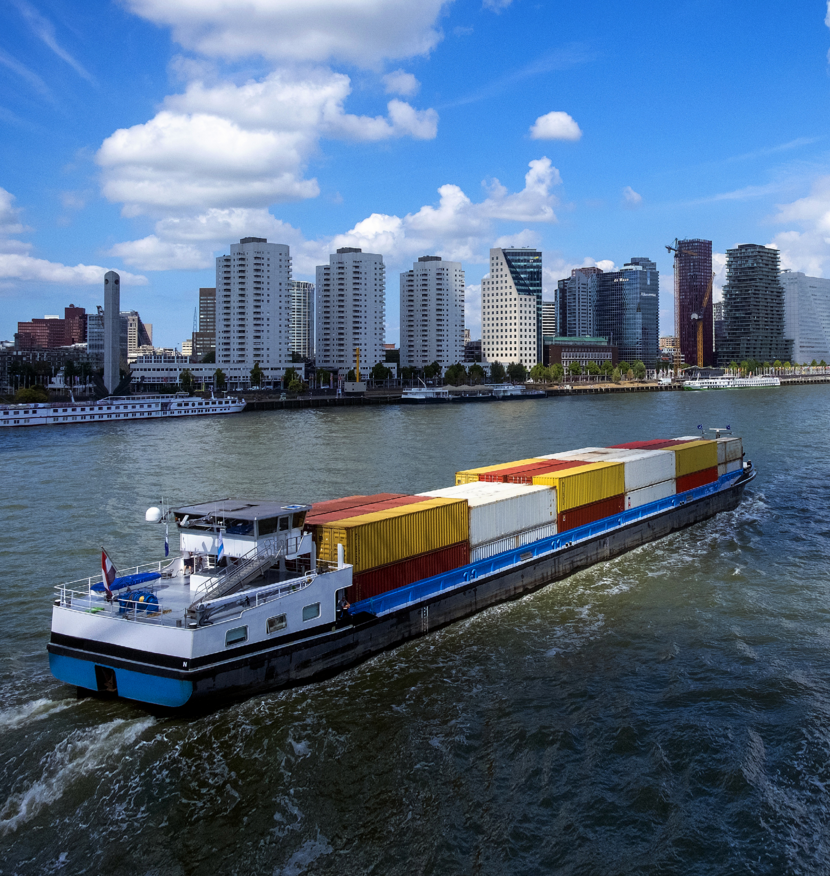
(682, 376, 780, 390)
(0, 393, 245, 427)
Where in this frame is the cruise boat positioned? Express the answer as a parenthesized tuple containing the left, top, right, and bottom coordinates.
(400, 384, 453, 403)
(682, 376, 780, 390)
(0, 393, 245, 427)
(47, 434, 755, 711)
(489, 384, 547, 399)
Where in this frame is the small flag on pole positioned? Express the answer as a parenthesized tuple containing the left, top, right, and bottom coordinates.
(164, 521, 169, 557)
(217, 529, 224, 561)
(101, 548, 117, 600)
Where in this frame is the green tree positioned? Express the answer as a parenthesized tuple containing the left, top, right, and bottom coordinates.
(424, 360, 442, 380)
(612, 367, 621, 383)
(506, 362, 527, 382)
(200, 350, 216, 364)
(288, 378, 305, 393)
(371, 361, 393, 381)
(568, 361, 582, 377)
(63, 359, 78, 388)
(586, 361, 600, 378)
(317, 368, 330, 388)
(180, 368, 195, 395)
(601, 360, 614, 378)
(250, 361, 263, 388)
(214, 368, 227, 391)
(783, 361, 791, 370)
(529, 363, 548, 383)
(812, 359, 818, 367)
(633, 360, 646, 380)
(15, 385, 48, 403)
(444, 362, 467, 385)
(617, 361, 630, 378)
(400, 365, 419, 381)
(346, 369, 356, 381)
(469, 363, 486, 383)
(488, 361, 506, 382)
(549, 363, 564, 382)
(821, 360, 827, 367)
(283, 367, 300, 386)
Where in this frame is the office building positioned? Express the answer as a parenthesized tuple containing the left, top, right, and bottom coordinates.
(719, 244, 792, 365)
(400, 256, 465, 369)
(673, 239, 714, 367)
(481, 247, 543, 367)
(781, 271, 830, 364)
(216, 237, 292, 375)
(712, 301, 726, 357)
(103, 271, 120, 393)
(289, 280, 315, 360)
(316, 248, 385, 373)
(541, 300, 556, 341)
(544, 337, 618, 370)
(596, 258, 659, 368)
(16, 305, 87, 349)
(123, 311, 152, 362)
(556, 267, 601, 338)
(192, 287, 216, 361)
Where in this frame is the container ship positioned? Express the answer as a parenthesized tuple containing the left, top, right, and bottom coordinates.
(48, 432, 753, 710)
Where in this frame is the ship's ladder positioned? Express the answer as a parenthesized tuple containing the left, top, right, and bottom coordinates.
(189, 538, 285, 608)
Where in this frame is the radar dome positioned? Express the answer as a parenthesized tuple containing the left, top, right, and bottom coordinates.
(145, 507, 163, 524)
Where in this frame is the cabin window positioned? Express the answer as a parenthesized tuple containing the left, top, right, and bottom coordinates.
(257, 517, 279, 536)
(278, 516, 289, 532)
(225, 626, 248, 646)
(302, 603, 320, 622)
(266, 614, 287, 634)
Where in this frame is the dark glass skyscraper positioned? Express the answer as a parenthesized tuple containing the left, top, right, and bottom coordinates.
(596, 257, 659, 368)
(719, 244, 792, 365)
(556, 267, 602, 337)
(502, 247, 543, 363)
(674, 239, 714, 367)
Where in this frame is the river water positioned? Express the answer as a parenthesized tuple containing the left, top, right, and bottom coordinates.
(2, 388, 830, 875)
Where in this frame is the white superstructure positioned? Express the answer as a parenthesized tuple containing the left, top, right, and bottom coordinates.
(316, 248, 385, 373)
(216, 238, 292, 373)
(481, 248, 540, 367)
(400, 256, 465, 369)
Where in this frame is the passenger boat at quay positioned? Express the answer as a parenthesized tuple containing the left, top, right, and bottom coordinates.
(48, 431, 753, 710)
(682, 376, 780, 391)
(0, 393, 245, 427)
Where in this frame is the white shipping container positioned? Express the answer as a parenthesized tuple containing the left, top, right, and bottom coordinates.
(716, 437, 743, 464)
(518, 522, 557, 545)
(718, 459, 742, 477)
(538, 448, 605, 460)
(470, 521, 560, 561)
(625, 479, 675, 510)
(551, 447, 676, 492)
(417, 481, 557, 547)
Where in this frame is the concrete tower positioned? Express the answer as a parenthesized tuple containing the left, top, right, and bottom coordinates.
(103, 271, 120, 393)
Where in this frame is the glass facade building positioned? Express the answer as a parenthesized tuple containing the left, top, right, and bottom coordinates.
(781, 271, 830, 364)
(596, 258, 659, 368)
(674, 239, 714, 367)
(556, 267, 602, 338)
(503, 248, 543, 364)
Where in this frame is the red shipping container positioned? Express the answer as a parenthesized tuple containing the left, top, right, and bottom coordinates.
(348, 542, 470, 602)
(675, 466, 718, 493)
(307, 494, 403, 519)
(308, 495, 425, 527)
(557, 494, 625, 533)
(505, 459, 590, 485)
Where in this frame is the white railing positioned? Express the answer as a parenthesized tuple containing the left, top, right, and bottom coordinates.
(53, 583, 190, 627)
(192, 571, 318, 625)
(57, 558, 181, 596)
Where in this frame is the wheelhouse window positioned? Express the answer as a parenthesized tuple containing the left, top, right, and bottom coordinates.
(225, 626, 248, 646)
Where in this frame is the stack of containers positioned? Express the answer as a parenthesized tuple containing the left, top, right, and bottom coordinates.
(479, 458, 593, 485)
(305, 494, 426, 543)
(532, 460, 626, 532)
(315, 498, 470, 601)
(455, 458, 545, 485)
(418, 481, 557, 561)
(548, 447, 677, 509)
(665, 439, 719, 492)
(716, 436, 743, 476)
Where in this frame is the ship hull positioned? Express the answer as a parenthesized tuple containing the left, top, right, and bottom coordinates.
(47, 473, 751, 711)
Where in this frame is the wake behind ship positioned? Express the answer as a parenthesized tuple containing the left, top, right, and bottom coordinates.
(48, 432, 753, 710)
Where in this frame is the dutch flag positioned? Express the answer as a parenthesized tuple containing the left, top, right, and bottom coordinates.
(217, 529, 225, 561)
(164, 521, 169, 558)
(101, 548, 117, 600)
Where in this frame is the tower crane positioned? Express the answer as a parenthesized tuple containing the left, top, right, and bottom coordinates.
(690, 271, 715, 369)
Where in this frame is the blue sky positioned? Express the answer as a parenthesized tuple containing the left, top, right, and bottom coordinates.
(1, 0, 829, 349)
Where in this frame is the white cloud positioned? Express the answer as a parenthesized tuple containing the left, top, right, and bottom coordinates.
(97, 68, 438, 217)
(15, 1, 96, 84)
(493, 230, 541, 249)
(770, 175, 830, 275)
(465, 282, 482, 337)
(0, 253, 146, 285)
(0, 188, 28, 235)
(108, 236, 212, 271)
(483, 0, 513, 11)
(529, 111, 582, 142)
(124, 0, 450, 66)
(622, 185, 642, 206)
(383, 69, 420, 96)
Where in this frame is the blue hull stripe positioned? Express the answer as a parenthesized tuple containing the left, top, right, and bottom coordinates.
(49, 653, 193, 708)
(353, 470, 744, 617)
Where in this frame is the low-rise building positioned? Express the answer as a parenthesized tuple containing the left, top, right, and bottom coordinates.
(543, 336, 618, 370)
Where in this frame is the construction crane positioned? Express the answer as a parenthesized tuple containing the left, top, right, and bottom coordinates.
(665, 239, 697, 259)
(690, 271, 715, 369)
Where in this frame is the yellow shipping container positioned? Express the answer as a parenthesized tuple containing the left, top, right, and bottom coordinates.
(317, 497, 469, 574)
(455, 458, 545, 485)
(666, 440, 718, 478)
(531, 461, 625, 512)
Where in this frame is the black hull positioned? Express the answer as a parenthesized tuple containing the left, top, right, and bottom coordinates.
(50, 476, 750, 711)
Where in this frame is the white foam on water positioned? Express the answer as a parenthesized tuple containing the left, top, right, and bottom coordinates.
(0, 716, 155, 835)
(273, 833, 333, 876)
(0, 697, 80, 731)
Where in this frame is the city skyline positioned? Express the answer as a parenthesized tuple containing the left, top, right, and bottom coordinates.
(1, 1, 829, 349)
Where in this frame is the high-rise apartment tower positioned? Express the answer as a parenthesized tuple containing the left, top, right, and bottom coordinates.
(289, 280, 315, 360)
(400, 256, 465, 369)
(556, 267, 602, 338)
(673, 239, 714, 367)
(781, 271, 830, 364)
